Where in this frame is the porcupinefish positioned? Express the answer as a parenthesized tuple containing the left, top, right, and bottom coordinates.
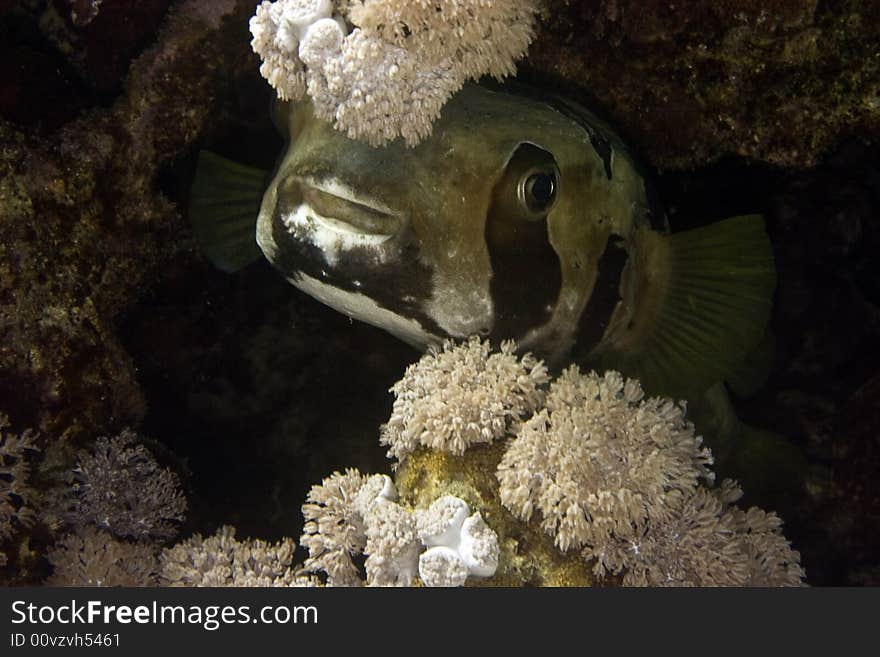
(190, 84, 778, 463)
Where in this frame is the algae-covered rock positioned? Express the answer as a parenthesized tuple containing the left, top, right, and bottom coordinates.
(528, 0, 879, 169)
(395, 445, 593, 587)
(0, 0, 257, 441)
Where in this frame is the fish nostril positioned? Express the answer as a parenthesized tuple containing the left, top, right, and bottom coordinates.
(297, 182, 402, 236)
(276, 176, 304, 216)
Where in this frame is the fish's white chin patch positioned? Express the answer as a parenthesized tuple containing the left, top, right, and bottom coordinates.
(290, 272, 440, 350)
(281, 203, 393, 266)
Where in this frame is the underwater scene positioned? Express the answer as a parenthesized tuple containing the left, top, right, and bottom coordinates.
(1, 0, 878, 587)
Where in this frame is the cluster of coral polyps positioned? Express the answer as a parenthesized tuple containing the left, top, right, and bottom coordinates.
(249, 0, 539, 146)
(299, 471, 500, 586)
(0, 415, 39, 568)
(39, 339, 804, 587)
(296, 338, 805, 586)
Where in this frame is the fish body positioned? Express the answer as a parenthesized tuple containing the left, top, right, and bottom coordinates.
(190, 84, 776, 460)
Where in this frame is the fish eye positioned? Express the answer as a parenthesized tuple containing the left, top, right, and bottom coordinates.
(524, 171, 557, 209)
(518, 166, 559, 217)
(492, 143, 561, 223)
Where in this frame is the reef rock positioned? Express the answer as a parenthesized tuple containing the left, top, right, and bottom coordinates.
(0, 0, 257, 441)
(528, 0, 879, 169)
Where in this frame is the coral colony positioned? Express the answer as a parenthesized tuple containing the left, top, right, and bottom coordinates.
(250, 0, 539, 145)
(67, 431, 187, 542)
(0, 416, 39, 568)
(36, 340, 804, 587)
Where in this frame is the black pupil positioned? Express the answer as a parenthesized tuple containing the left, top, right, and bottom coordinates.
(527, 173, 555, 208)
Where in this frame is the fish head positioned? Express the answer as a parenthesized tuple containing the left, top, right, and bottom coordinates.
(257, 84, 656, 361)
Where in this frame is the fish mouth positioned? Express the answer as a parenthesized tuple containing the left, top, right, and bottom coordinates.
(279, 177, 403, 240)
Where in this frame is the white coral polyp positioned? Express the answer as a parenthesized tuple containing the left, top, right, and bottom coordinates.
(415, 495, 499, 586)
(363, 499, 420, 587)
(459, 513, 500, 577)
(417, 495, 470, 547)
(354, 473, 397, 516)
(298, 17, 345, 68)
(419, 546, 469, 587)
(325, 32, 461, 147)
(279, 0, 333, 38)
(250, 0, 539, 146)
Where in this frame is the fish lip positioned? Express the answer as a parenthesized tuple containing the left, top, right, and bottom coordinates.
(290, 177, 404, 238)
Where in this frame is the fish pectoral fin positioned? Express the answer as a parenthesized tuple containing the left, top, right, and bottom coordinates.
(727, 328, 775, 399)
(603, 214, 776, 397)
(189, 150, 267, 273)
(720, 422, 807, 512)
(688, 385, 806, 509)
